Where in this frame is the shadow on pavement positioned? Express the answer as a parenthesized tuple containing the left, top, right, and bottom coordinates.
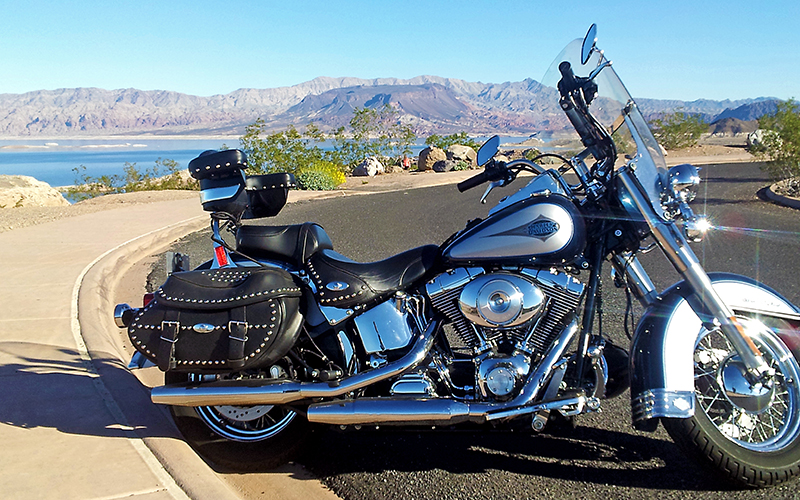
(0, 341, 176, 440)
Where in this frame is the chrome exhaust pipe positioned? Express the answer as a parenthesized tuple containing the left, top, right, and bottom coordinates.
(307, 395, 590, 426)
(150, 319, 440, 407)
(306, 319, 583, 426)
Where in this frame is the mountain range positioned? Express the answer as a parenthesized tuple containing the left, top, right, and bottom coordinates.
(0, 75, 780, 137)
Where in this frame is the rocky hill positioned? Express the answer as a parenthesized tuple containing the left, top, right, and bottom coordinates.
(0, 76, 783, 137)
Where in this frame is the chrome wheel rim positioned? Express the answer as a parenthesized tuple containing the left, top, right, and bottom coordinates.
(188, 374, 296, 442)
(694, 322, 800, 452)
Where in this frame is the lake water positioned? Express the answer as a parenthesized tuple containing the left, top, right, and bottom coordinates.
(0, 139, 234, 187)
(0, 136, 535, 188)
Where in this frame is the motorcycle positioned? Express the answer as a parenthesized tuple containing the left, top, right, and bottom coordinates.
(115, 25, 800, 487)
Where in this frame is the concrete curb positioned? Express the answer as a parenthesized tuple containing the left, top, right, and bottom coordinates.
(765, 183, 800, 210)
(76, 214, 243, 500)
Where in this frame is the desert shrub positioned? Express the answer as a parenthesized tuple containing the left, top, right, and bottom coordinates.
(649, 111, 708, 150)
(296, 160, 346, 190)
(331, 105, 416, 172)
(452, 160, 472, 171)
(425, 132, 482, 152)
(755, 100, 800, 193)
(64, 158, 195, 201)
(240, 120, 325, 176)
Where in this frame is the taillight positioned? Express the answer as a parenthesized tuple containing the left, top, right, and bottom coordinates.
(143, 293, 155, 307)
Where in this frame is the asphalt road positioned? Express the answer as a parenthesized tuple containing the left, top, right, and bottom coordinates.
(151, 161, 800, 499)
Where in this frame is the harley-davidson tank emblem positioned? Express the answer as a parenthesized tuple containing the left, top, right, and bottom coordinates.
(527, 218, 560, 240)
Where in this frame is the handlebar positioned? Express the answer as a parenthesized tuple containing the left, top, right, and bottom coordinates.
(457, 162, 509, 192)
(558, 61, 579, 94)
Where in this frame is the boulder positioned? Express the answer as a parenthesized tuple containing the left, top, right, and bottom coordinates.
(446, 144, 477, 166)
(433, 160, 459, 173)
(0, 175, 69, 208)
(417, 146, 446, 171)
(352, 157, 385, 177)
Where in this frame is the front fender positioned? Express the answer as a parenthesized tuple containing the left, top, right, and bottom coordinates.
(630, 272, 800, 431)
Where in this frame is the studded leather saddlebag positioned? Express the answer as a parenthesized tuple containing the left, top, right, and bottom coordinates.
(127, 267, 303, 373)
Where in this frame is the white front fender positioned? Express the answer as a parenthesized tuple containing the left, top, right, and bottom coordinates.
(629, 273, 800, 431)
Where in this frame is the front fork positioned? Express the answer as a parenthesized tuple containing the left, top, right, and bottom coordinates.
(615, 169, 773, 383)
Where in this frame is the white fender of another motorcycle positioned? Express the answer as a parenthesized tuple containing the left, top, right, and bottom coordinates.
(629, 272, 800, 431)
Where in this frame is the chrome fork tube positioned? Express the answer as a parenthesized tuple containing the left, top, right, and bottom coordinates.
(611, 252, 658, 306)
(617, 170, 771, 380)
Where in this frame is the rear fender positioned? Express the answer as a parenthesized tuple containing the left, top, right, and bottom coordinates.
(630, 272, 800, 431)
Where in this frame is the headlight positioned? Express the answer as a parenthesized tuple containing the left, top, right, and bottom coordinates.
(668, 163, 701, 203)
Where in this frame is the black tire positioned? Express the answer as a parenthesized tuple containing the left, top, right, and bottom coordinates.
(165, 372, 311, 471)
(663, 323, 800, 488)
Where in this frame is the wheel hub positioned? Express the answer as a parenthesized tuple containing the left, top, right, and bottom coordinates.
(718, 355, 775, 414)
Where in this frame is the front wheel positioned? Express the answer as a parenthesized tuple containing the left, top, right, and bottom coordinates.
(663, 322, 800, 488)
(165, 372, 311, 471)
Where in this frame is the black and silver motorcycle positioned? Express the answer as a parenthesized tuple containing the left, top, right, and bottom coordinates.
(115, 25, 800, 487)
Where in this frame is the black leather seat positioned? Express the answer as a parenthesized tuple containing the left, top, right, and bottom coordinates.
(236, 223, 333, 267)
(307, 246, 440, 309)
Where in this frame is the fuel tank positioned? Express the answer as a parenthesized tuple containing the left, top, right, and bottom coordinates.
(442, 193, 586, 266)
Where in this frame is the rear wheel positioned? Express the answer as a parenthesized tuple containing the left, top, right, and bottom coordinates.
(165, 372, 311, 471)
(663, 322, 800, 487)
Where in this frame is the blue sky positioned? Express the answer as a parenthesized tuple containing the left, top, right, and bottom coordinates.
(1, 0, 797, 101)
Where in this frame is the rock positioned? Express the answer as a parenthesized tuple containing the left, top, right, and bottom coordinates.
(352, 157, 385, 177)
(433, 160, 459, 172)
(0, 175, 69, 208)
(417, 146, 446, 171)
(747, 129, 775, 148)
(446, 145, 477, 166)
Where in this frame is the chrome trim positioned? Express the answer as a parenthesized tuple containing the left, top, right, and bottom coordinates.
(458, 273, 546, 328)
(354, 299, 415, 353)
(306, 394, 593, 426)
(617, 169, 771, 379)
(390, 373, 436, 396)
(489, 170, 567, 216)
(114, 303, 135, 328)
(500, 317, 580, 411)
(200, 184, 241, 204)
(611, 252, 657, 306)
(631, 389, 694, 423)
(319, 304, 354, 326)
(151, 319, 440, 407)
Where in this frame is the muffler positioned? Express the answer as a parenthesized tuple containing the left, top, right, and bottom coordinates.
(306, 394, 591, 426)
(150, 319, 440, 407)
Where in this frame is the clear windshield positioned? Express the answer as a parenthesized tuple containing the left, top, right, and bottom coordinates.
(540, 38, 670, 219)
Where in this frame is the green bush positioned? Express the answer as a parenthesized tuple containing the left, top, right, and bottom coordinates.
(453, 160, 472, 171)
(296, 160, 346, 190)
(649, 111, 708, 150)
(755, 99, 800, 192)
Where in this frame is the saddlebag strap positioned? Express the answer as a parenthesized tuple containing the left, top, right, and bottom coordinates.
(158, 310, 180, 371)
(227, 307, 248, 370)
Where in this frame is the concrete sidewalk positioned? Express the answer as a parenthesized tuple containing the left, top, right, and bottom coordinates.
(0, 198, 235, 499)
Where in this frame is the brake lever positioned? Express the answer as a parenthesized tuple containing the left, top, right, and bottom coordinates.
(480, 180, 504, 204)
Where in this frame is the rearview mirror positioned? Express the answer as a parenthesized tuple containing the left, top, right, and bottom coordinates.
(477, 135, 500, 166)
(581, 24, 597, 64)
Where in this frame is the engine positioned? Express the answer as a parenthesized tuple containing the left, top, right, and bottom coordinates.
(425, 267, 585, 401)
